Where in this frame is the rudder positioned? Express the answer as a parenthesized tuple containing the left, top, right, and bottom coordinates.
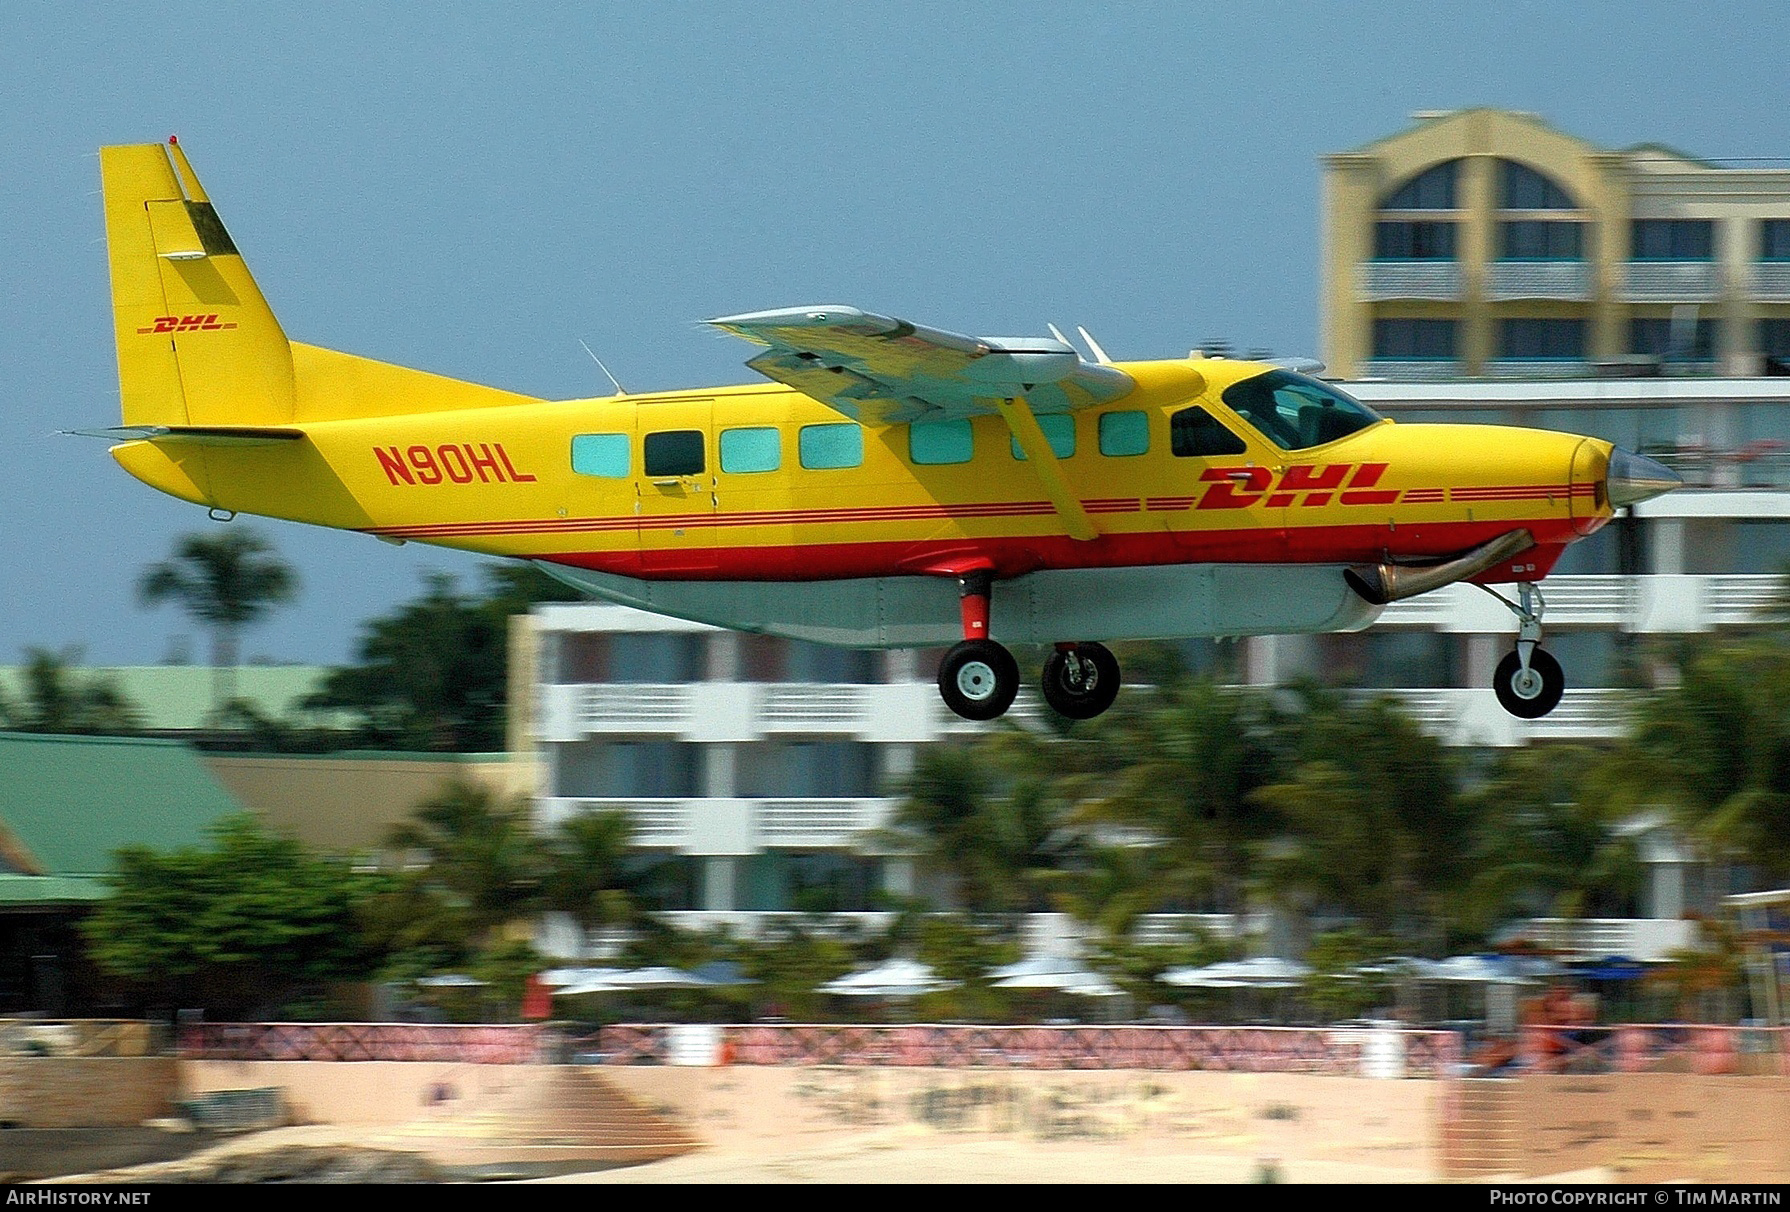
(100, 140, 295, 427)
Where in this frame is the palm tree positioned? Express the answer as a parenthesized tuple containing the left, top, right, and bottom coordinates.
(544, 807, 638, 954)
(5, 647, 139, 734)
(1599, 640, 1790, 881)
(387, 779, 545, 945)
(138, 528, 297, 716)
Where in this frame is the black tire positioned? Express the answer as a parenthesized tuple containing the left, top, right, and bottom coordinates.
(938, 639, 1020, 721)
(1040, 643, 1122, 720)
(1493, 648, 1566, 719)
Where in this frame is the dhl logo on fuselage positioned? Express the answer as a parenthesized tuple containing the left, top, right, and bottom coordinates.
(1189, 462, 1397, 510)
(136, 314, 238, 334)
(374, 444, 537, 486)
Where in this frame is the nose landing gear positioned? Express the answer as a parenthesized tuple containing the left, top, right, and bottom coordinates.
(1488, 581, 1566, 719)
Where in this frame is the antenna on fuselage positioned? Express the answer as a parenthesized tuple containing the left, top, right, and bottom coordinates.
(578, 340, 628, 396)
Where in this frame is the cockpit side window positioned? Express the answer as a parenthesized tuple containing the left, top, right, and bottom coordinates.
(1219, 370, 1383, 451)
(1170, 406, 1248, 457)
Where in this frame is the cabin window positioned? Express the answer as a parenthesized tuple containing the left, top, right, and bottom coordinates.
(571, 433, 630, 478)
(1098, 411, 1150, 457)
(799, 422, 865, 469)
(1009, 414, 1076, 460)
(1170, 406, 1247, 457)
(720, 426, 781, 473)
(643, 430, 705, 477)
(909, 419, 973, 465)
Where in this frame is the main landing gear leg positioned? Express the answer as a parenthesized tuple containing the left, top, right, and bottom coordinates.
(1487, 581, 1565, 719)
(937, 571, 1020, 721)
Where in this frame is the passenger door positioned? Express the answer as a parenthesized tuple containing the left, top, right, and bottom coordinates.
(634, 400, 718, 575)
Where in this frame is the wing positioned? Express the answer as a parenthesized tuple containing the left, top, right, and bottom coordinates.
(707, 305, 1134, 425)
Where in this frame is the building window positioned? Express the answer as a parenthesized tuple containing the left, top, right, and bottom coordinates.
(908, 419, 973, 465)
(1761, 220, 1790, 261)
(739, 635, 877, 683)
(1381, 160, 1458, 210)
(643, 430, 705, 477)
(556, 740, 701, 798)
(740, 852, 879, 913)
(1631, 220, 1714, 261)
(799, 422, 864, 470)
(1760, 320, 1790, 373)
(1500, 318, 1586, 360)
(1170, 406, 1247, 457)
(606, 633, 706, 683)
(570, 433, 629, 478)
(1630, 317, 1717, 362)
(737, 741, 879, 798)
(1500, 221, 1585, 260)
(719, 426, 781, 474)
(1499, 160, 1577, 210)
(1529, 406, 1681, 456)
(1373, 221, 1457, 260)
(1009, 413, 1076, 460)
(1098, 411, 1151, 456)
(1372, 318, 1458, 361)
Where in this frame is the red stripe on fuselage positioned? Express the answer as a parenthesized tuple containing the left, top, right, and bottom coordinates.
(533, 515, 1579, 583)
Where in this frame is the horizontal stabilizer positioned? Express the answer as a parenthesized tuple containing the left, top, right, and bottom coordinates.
(67, 424, 305, 446)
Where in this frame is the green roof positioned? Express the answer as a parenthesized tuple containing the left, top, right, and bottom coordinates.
(0, 732, 245, 876)
(0, 665, 334, 731)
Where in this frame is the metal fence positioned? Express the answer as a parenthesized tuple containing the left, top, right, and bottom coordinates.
(591, 1023, 1462, 1077)
(178, 1022, 547, 1063)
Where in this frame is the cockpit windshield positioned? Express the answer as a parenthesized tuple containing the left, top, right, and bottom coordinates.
(1219, 370, 1384, 451)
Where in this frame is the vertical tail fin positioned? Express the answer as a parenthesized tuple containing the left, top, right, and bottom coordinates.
(100, 140, 294, 427)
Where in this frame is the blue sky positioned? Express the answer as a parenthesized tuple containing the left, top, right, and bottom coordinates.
(6, 2, 1790, 665)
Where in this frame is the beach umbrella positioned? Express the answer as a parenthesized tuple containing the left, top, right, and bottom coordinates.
(993, 968, 1126, 998)
(820, 957, 955, 997)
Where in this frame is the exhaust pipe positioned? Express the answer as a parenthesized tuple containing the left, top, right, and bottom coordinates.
(1344, 529, 1535, 606)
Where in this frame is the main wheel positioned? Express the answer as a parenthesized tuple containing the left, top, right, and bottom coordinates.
(938, 639, 1020, 721)
(1041, 643, 1122, 720)
(1493, 648, 1565, 719)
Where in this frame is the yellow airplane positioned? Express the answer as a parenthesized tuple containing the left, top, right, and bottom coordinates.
(90, 140, 1681, 723)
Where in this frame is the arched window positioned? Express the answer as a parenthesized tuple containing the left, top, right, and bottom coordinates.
(1499, 160, 1577, 210)
(1381, 161, 1458, 210)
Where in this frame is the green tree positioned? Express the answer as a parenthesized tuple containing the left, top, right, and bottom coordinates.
(1462, 745, 1642, 931)
(544, 807, 638, 941)
(307, 564, 579, 751)
(3, 647, 138, 735)
(82, 815, 385, 1017)
(138, 528, 297, 715)
(886, 742, 1069, 912)
(1067, 677, 1282, 915)
(1598, 641, 1790, 880)
(1253, 689, 1470, 948)
(385, 779, 545, 946)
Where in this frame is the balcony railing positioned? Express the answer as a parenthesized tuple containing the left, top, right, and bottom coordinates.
(538, 680, 941, 742)
(545, 796, 894, 850)
(1357, 260, 1463, 301)
(1360, 359, 1462, 382)
(1620, 261, 1722, 302)
(1487, 260, 1592, 301)
(1507, 916, 1698, 962)
(1749, 262, 1790, 301)
(1484, 359, 1592, 380)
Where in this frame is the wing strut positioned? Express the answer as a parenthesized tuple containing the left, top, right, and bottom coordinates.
(992, 395, 1098, 542)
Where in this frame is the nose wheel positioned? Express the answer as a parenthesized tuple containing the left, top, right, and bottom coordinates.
(1041, 642, 1121, 719)
(1486, 581, 1566, 719)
